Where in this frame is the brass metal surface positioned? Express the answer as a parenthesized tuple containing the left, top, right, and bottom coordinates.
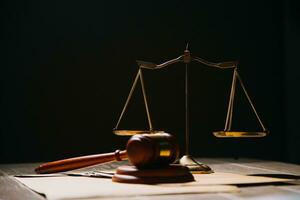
(113, 130, 164, 136)
(213, 131, 268, 138)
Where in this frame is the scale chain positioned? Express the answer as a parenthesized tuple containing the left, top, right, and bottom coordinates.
(224, 68, 237, 131)
(114, 68, 153, 131)
(236, 71, 267, 132)
(139, 69, 153, 131)
(114, 69, 141, 130)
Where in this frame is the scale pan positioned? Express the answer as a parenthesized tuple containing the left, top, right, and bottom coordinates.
(113, 130, 164, 136)
(213, 131, 267, 138)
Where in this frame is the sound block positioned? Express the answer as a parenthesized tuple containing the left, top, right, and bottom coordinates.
(112, 165, 194, 184)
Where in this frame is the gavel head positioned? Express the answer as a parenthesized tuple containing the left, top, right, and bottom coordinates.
(126, 132, 179, 168)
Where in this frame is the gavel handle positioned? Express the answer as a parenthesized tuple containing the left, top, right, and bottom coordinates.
(35, 150, 127, 174)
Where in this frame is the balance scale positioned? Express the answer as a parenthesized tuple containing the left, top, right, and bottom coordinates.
(112, 44, 268, 173)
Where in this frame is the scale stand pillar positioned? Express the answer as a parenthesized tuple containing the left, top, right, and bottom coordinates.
(178, 46, 213, 173)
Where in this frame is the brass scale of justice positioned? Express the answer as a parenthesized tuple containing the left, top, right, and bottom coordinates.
(113, 44, 269, 173)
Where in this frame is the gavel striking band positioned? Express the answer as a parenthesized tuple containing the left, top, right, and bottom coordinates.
(35, 133, 179, 174)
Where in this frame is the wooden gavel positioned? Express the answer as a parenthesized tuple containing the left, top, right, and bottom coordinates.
(35, 132, 179, 174)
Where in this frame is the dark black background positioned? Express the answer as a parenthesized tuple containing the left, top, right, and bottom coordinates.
(1, 0, 300, 164)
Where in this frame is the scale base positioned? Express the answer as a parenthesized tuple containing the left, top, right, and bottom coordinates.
(179, 155, 213, 174)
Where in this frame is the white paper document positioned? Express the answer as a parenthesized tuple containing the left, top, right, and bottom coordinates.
(14, 172, 293, 200)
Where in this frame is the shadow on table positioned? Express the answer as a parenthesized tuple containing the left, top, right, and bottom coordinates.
(235, 173, 300, 187)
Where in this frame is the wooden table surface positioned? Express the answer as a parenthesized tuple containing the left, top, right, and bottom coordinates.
(1, 158, 300, 200)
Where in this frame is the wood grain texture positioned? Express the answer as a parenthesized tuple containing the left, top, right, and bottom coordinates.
(0, 166, 44, 200)
(1, 159, 300, 200)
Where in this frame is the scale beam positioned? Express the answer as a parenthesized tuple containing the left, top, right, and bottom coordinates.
(133, 47, 268, 138)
